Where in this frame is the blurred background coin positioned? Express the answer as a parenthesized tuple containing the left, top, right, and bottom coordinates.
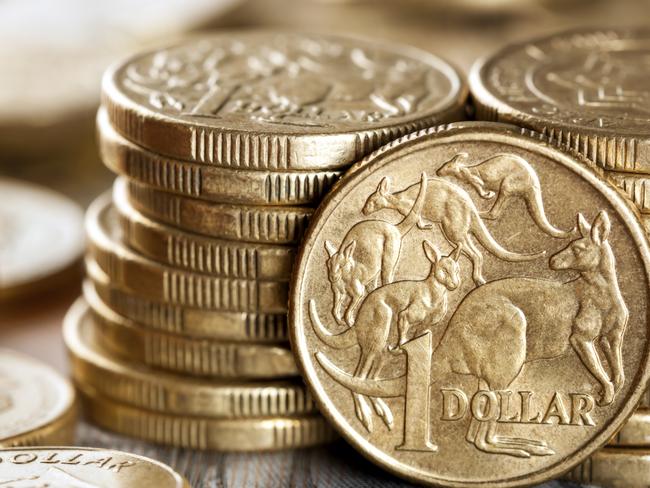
(565, 448, 650, 488)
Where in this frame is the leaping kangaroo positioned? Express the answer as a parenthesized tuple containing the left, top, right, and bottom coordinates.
(317, 211, 628, 458)
(437, 152, 572, 238)
(363, 175, 545, 286)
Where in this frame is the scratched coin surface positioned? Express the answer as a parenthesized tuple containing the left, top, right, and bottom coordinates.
(470, 27, 650, 173)
(102, 32, 467, 170)
(290, 121, 650, 487)
(0, 447, 189, 488)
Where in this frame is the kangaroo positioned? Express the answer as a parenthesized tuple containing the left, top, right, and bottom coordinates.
(312, 240, 461, 433)
(363, 175, 545, 286)
(437, 152, 572, 238)
(325, 173, 427, 326)
(318, 211, 628, 458)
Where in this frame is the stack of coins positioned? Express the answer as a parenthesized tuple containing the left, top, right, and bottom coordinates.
(64, 31, 468, 451)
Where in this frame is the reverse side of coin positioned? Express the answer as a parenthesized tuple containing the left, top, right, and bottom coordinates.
(565, 448, 650, 488)
(471, 27, 650, 173)
(291, 122, 650, 487)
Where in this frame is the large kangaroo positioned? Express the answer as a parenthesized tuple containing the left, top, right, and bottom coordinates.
(363, 175, 545, 285)
(312, 241, 460, 432)
(325, 174, 427, 326)
(318, 211, 628, 458)
(437, 152, 571, 238)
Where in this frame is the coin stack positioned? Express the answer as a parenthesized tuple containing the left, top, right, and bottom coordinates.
(63, 32, 467, 451)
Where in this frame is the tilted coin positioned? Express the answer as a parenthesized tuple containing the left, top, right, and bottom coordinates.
(99, 109, 341, 206)
(125, 178, 312, 245)
(608, 171, 650, 214)
(113, 178, 295, 281)
(87, 260, 289, 343)
(102, 32, 467, 171)
(80, 389, 337, 451)
(82, 291, 298, 379)
(0, 349, 77, 447)
(0, 178, 83, 301)
(0, 447, 189, 488)
(86, 193, 287, 313)
(609, 409, 650, 446)
(65, 297, 315, 418)
(470, 27, 650, 173)
(290, 121, 650, 487)
(565, 448, 650, 488)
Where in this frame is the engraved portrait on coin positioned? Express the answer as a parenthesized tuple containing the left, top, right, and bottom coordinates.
(290, 122, 650, 487)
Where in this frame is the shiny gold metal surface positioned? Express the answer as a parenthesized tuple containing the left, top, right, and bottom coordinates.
(65, 297, 315, 418)
(0, 349, 77, 447)
(102, 32, 467, 171)
(113, 178, 295, 281)
(471, 27, 650, 173)
(0, 447, 189, 488)
(565, 448, 650, 488)
(608, 171, 650, 214)
(87, 193, 288, 313)
(609, 409, 650, 447)
(99, 109, 341, 206)
(290, 121, 650, 487)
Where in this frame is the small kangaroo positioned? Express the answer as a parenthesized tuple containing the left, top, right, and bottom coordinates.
(312, 240, 461, 432)
(325, 173, 427, 326)
(437, 152, 572, 238)
(363, 175, 545, 286)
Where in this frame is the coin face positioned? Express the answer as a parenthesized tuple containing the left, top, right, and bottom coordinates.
(470, 28, 650, 172)
(103, 32, 467, 170)
(0, 447, 188, 488)
(290, 122, 650, 487)
(0, 349, 76, 446)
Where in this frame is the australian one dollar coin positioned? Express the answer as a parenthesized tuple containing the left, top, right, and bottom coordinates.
(290, 122, 650, 487)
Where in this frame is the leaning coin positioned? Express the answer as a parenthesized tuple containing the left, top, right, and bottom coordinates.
(291, 121, 650, 487)
(609, 410, 650, 446)
(471, 27, 650, 173)
(125, 178, 312, 245)
(86, 193, 287, 313)
(608, 171, 650, 214)
(99, 109, 341, 206)
(65, 298, 315, 417)
(83, 292, 297, 379)
(102, 32, 467, 171)
(0, 447, 189, 487)
(113, 178, 295, 281)
(565, 448, 650, 488)
(80, 389, 337, 451)
(0, 349, 76, 447)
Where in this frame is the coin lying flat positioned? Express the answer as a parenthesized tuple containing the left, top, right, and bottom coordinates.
(565, 448, 650, 488)
(0, 349, 76, 447)
(87, 193, 288, 313)
(608, 172, 650, 214)
(80, 389, 337, 451)
(0, 178, 83, 301)
(103, 32, 467, 171)
(0, 447, 189, 488)
(65, 298, 314, 418)
(291, 121, 650, 487)
(99, 109, 341, 206)
(113, 178, 295, 281)
(125, 178, 312, 245)
(470, 27, 650, 173)
(609, 409, 650, 446)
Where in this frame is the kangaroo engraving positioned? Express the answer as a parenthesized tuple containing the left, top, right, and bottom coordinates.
(317, 211, 628, 458)
(312, 240, 460, 432)
(325, 173, 427, 326)
(437, 152, 572, 238)
(363, 175, 545, 286)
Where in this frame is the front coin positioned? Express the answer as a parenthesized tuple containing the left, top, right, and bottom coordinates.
(290, 122, 650, 487)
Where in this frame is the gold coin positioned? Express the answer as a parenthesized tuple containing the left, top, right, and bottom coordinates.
(0, 178, 83, 301)
(65, 297, 316, 418)
(290, 121, 650, 487)
(113, 178, 295, 281)
(565, 448, 650, 488)
(125, 178, 312, 245)
(80, 388, 337, 451)
(639, 388, 650, 409)
(99, 108, 341, 206)
(102, 32, 467, 171)
(83, 290, 298, 379)
(609, 409, 650, 446)
(87, 193, 288, 313)
(470, 27, 650, 173)
(608, 171, 650, 214)
(0, 447, 189, 487)
(0, 349, 77, 447)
